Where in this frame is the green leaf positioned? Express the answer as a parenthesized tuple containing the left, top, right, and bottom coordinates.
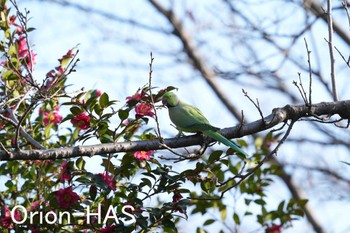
(70, 106, 82, 115)
(94, 104, 103, 116)
(277, 201, 285, 213)
(140, 178, 152, 188)
(233, 213, 240, 224)
(118, 109, 129, 120)
(208, 150, 222, 163)
(254, 199, 266, 205)
(203, 219, 215, 226)
(43, 124, 51, 139)
(221, 208, 227, 220)
(76, 157, 85, 170)
(99, 92, 109, 108)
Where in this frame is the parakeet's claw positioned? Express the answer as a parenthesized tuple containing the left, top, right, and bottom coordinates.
(176, 131, 183, 138)
(202, 134, 215, 147)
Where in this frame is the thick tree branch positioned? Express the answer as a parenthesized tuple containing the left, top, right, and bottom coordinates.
(1, 100, 350, 161)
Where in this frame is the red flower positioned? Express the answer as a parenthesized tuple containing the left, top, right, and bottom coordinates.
(71, 113, 90, 130)
(134, 150, 153, 161)
(99, 173, 117, 191)
(172, 203, 186, 214)
(172, 191, 183, 203)
(58, 161, 72, 182)
(135, 103, 155, 117)
(0, 206, 21, 229)
(100, 224, 116, 233)
(54, 186, 80, 209)
(266, 224, 282, 233)
(29, 226, 40, 233)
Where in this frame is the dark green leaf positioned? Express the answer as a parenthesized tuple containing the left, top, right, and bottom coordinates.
(99, 92, 109, 108)
(203, 219, 215, 226)
(208, 150, 223, 163)
(233, 213, 240, 224)
(70, 106, 82, 115)
(118, 109, 129, 120)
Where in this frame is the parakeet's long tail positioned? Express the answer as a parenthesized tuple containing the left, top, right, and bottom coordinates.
(204, 130, 249, 158)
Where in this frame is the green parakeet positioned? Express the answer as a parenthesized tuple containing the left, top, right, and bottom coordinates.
(162, 92, 248, 157)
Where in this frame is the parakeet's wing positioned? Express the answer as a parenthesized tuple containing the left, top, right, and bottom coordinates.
(169, 101, 217, 132)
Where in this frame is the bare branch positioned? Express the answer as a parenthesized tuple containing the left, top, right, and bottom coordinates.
(2, 99, 350, 160)
(326, 0, 338, 101)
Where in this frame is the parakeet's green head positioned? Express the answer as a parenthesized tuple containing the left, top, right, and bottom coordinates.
(162, 92, 179, 107)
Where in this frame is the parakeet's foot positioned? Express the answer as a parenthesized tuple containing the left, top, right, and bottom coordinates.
(176, 131, 184, 138)
(202, 134, 216, 147)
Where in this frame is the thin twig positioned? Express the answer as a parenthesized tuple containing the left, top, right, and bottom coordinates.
(326, 0, 338, 101)
(293, 74, 308, 105)
(304, 38, 313, 107)
(334, 46, 350, 68)
(341, 0, 350, 31)
(148, 52, 163, 144)
(242, 89, 264, 123)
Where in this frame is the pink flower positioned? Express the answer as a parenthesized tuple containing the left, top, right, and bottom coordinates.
(71, 113, 90, 130)
(122, 119, 130, 125)
(95, 90, 102, 97)
(8, 15, 17, 25)
(43, 111, 63, 126)
(99, 173, 117, 191)
(126, 92, 145, 103)
(134, 150, 153, 161)
(54, 186, 80, 209)
(58, 49, 74, 63)
(16, 36, 36, 70)
(26, 50, 36, 70)
(17, 36, 28, 58)
(58, 161, 72, 182)
(135, 103, 155, 117)
(0, 205, 21, 229)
